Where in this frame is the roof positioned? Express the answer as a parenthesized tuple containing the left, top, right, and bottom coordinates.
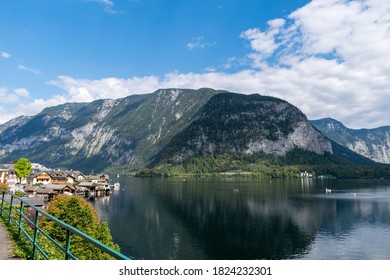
(76, 186, 89, 192)
(24, 186, 39, 192)
(36, 188, 54, 194)
(78, 181, 97, 187)
(51, 176, 67, 180)
(71, 171, 84, 177)
(43, 184, 75, 191)
(0, 164, 8, 170)
(67, 173, 76, 179)
(85, 175, 99, 180)
(85, 174, 109, 181)
(35, 171, 51, 176)
(1, 164, 14, 171)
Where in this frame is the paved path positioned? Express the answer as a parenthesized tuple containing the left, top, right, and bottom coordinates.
(0, 220, 17, 260)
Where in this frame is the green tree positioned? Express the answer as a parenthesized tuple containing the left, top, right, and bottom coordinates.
(14, 157, 32, 184)
(38, 195, 120, 260)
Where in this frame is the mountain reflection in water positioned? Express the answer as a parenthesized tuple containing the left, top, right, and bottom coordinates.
(90, 177, 390, 260)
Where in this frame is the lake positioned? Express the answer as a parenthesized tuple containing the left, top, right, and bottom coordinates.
(90, 177, 390, 260)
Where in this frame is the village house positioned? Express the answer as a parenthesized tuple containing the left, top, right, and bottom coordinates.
(31, 170, 84, 186)
(71, 171, 86, 182)
(1, 161, 113, 200)
(0, 164, 20, 188)
(44, 183, 76, 195)
(77, 181, 97, 196)
(33, 171, 52, 185)
(36, 188, 55, 201)
(50, 174, 68, 185)
(24, 185, 39, 196)
(300, 171, 313, 178)
(84, 174, 110, 184)
(18, 185, 53, 203)
(66, 173, 77, 185)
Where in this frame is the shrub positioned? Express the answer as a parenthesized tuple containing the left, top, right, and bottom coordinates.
(38, 195, 120, 259)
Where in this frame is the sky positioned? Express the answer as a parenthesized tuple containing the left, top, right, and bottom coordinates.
(1, 0, 390, 129)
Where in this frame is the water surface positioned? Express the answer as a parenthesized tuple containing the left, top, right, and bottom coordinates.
(90, 177, 390, 260)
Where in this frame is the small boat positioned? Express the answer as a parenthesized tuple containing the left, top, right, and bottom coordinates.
(113, 183, 120, 190)
(325, 187, 332, 193)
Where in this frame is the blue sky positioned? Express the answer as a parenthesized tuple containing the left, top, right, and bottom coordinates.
(1, 0, 390, 128)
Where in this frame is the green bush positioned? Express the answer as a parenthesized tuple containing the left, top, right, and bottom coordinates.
(38, 195, 121, 259)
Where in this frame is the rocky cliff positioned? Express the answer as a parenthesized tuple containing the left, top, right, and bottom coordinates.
(311, 118, 390, 164)
(157, 92, 332, 163)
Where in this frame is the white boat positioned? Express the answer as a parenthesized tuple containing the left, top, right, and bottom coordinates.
(113, 183, 120, 190)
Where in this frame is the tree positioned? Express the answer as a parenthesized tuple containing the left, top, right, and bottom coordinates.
(14, 157, 32, 184)
(38, 195, 121, 260)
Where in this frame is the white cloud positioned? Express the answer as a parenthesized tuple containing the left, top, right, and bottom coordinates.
(16, 95, 68, 117)
(237, 0, 390, 128)
(223, 57, 236, 70)
(0, 106, 19, 125)
(100, 0, 113, 5)
(87, 0, 119, 13)
(204, 66, 217, 73)
(14, 88, 30, 97)
(240, 18, 286, 68)
(2, 0, 390, 129)
(88, 0, 114, 7)
(1, 51, 11, 59)
(187, 36, 216, 50)
(48, 75, 161, 102)
(18, 65, 41, 75)
(0, 85, 68, 123)
(0, 87, 19, 103)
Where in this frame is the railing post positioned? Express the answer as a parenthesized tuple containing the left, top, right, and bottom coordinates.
(18, 201, 24, 239)
(0, 192, 5, 216)
(65, 230, 71, 260)
(32, 210, 39, 259)
(7, 194, 14, 224)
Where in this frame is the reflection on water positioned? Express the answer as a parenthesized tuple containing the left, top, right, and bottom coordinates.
(90, 177, 390, 260)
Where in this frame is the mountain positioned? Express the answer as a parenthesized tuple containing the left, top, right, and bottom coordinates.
(0, 115, 32, 135)
(0, 88, 376, 173)
(311, 118, 390, 164)
(156, 92, 333, 163)
(0, 89, 218, 171)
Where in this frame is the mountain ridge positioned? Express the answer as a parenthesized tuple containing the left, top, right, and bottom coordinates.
(0, 88, 219, 171)
(155, 92, 332, 163)
(311, 118, 390, 164)
(0, 88, 381, 175)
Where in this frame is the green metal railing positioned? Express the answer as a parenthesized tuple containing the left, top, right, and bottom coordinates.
(0, 192, 130, 260)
